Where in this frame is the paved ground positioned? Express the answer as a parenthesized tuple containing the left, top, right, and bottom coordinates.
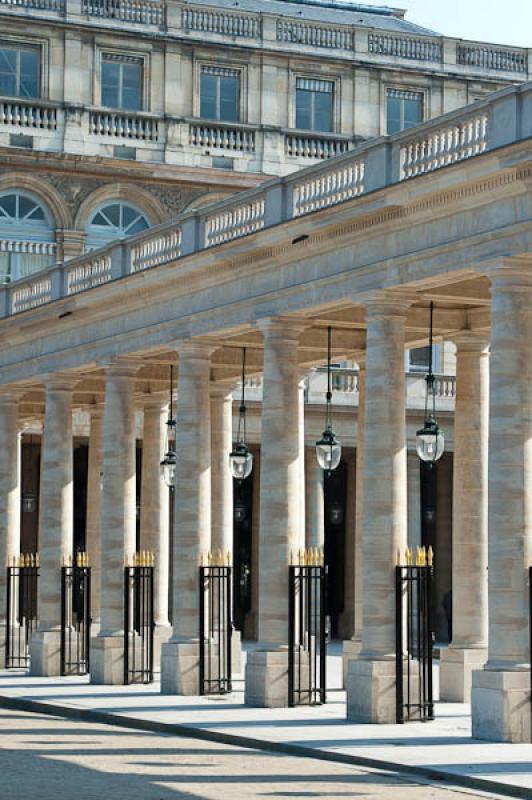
(0, 708, 508, 800)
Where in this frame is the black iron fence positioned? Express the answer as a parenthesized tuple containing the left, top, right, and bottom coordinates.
(5, 554, 39, 669)
(396, 546, 434, 724)
(288, 548, 327, 707)
(199, 552, 232, 695)
(124, 552, 155, 684)
(60, 554, 91, 676)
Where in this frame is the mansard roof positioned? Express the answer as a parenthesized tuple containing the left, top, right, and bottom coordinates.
(187, 0, 440, 36)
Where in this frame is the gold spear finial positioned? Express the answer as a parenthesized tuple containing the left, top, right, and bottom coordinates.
(427, 546, 434, 567)
(226, 551, 231, 567)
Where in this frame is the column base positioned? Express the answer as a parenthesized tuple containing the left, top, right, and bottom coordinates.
(160, 640, 200, 695)
(153, 624, 172, 672)
(347, 659, 397, 723)
(29, 628, 61, 676)
(472, 668, 531, 743)
(90, 635, 125, 685)
(440, 646, 487, 703)
(342, 638, 362, 688)
(232, 629, 242, 676)
(244, 649, 292, 708)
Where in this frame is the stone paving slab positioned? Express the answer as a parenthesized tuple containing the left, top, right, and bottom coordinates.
(0, 668, 531, 799)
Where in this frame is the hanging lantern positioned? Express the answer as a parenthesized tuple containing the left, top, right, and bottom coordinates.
(316, 326, 342, 472)
(416, 302, 445, 464)
(229, 348, 253, 480)
(160, 364, 177, 488)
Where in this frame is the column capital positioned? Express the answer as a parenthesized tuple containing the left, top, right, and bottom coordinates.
(140, 391, 169, 412)
(101, 358, 140, 379)
(0, 387, 25, 404)
(257, 315, 308, 340)
(363, 290, 416, 320)
(452, 332, 490, 354)
(210, 382, 234, 401)
(480, 256, 532, 290)
(43, 372, 80, 392)
(88, 403, 105, 419)
(175, 338, 219, 361)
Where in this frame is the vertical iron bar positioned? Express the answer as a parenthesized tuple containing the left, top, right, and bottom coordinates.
(288, 565, 295, 707)
(199, 565, 205, 695)
(396, 565, 404, 724)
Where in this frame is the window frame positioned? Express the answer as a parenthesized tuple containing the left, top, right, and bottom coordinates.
(195, 61, 246, 123)
(290, 72, 339, 134)
(100, 52, 144, 112)
(86, 200, 150, 250)
(384, 85, 426, 136)
(407, 344, 442, 374)
(0, 189, 55, 283)
(199, 65, 241, 123)
(295, 77, 335, 134)
(0, 40, 42, 100)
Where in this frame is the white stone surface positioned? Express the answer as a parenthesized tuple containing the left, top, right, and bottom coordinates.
(0, 393, 21, 668)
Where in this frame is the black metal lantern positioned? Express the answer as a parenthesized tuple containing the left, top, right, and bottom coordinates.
(229, 348, 253, 481)
(316, 326, 341, 472)
(416, 302, 445, 463)
(160, 364, 177, 488)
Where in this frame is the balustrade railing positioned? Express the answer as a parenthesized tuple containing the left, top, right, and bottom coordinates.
(0, 100, 58, 130)
(189, 122, 255, 153)
(2, 82, 527, 318)
(285, 132, 349, 160)
(183, 7, 260, 38)
(457, 44, 528, 74)
(292, 156, 364, 217)
(89, 109, 159, 141)
(368, 33, 442, 63)
(83, 0, 163, 25)
(277, 19, 352, 50)
(205, 196, 265, 247)
(400, 111, 489, 180)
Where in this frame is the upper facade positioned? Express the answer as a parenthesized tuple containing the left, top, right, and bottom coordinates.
(0, 0, 528, 177)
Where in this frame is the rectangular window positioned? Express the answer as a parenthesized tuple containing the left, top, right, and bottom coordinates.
(408, 345, 441, 373)
(101, 54, 142, 111)
(200, 66, 240, 122)
(0, 44, 40, 99)
(386, 88, 423, 135)
(296, 78, 334, 133)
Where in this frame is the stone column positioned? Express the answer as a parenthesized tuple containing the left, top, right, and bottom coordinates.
(472, 264, 532, 743)
(346, 298, 410, 723)
(0, 393, 21, 667)
(31, 375, 76, 676)
(210, 385, 242, 673)
(86, 407, 104, 629)
(297, 378, 307, 546)
(161, 340, 216, 695)
(140, 398, 172, 667)
(305, 455, 324, 550)
(245, 317, 305, 708)
(441, 335, 489, 702)
(91, 362, 137, 685)
(343, 364, 366, 681)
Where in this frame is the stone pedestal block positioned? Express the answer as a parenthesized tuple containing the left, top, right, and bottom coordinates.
(160, 640, 201, 695)
(342, 638, 362, 687)
(472, 668, 531, 743)
(90, 635, 125, 685)
(440, 646, 487, 703)
(232, 629, 243, 675)
(346, 659, 397, 723)
(153, 623, 172, 672)
(0, 622, 7, 669)
(245, 649, 291, 708)
(30, 629, 61, 677)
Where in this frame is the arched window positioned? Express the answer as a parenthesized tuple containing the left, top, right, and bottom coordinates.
(0, 191, 55, 283)
(86, 201, 150, 250)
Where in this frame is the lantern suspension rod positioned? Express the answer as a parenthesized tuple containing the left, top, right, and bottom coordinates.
(238, 347, 247, 443)
(326, 326, 332, 427)
(169, 364, 174, 421)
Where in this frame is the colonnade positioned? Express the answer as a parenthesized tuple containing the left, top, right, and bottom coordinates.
(0, 275, 531, 742)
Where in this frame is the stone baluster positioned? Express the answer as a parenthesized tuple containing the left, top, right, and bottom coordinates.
(91, 361, 138, 685)
(0, 392, 22, 667)
(161, 340, 216, 695)
(441, 334, 489, 702)
(31, 375, 77, 676)
(472, 262, 532, 743)
(245, 317, 306, 708)
(346, 296, 411, 723)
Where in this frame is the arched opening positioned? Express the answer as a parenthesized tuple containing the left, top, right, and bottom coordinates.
(86, 201, 150, 250)
(0, 191, 56, 282)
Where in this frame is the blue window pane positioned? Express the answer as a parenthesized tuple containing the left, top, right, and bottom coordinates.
(404, 97, 422, 129)
(314, 91, 333, 132)
(200, 73, 218, 120)
(0, 193, 16, 218)
(0, 49, 17, 97)
(296, 89, 312, 130)
(386, 96, 402, 135)
(102, 60, 120, 108)
(121, 62, 142, 111)
(219, 76, 239, 122)
(19, 50, 39, 98)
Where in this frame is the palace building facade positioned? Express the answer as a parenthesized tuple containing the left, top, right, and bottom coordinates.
(0, 0, 531, 744)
